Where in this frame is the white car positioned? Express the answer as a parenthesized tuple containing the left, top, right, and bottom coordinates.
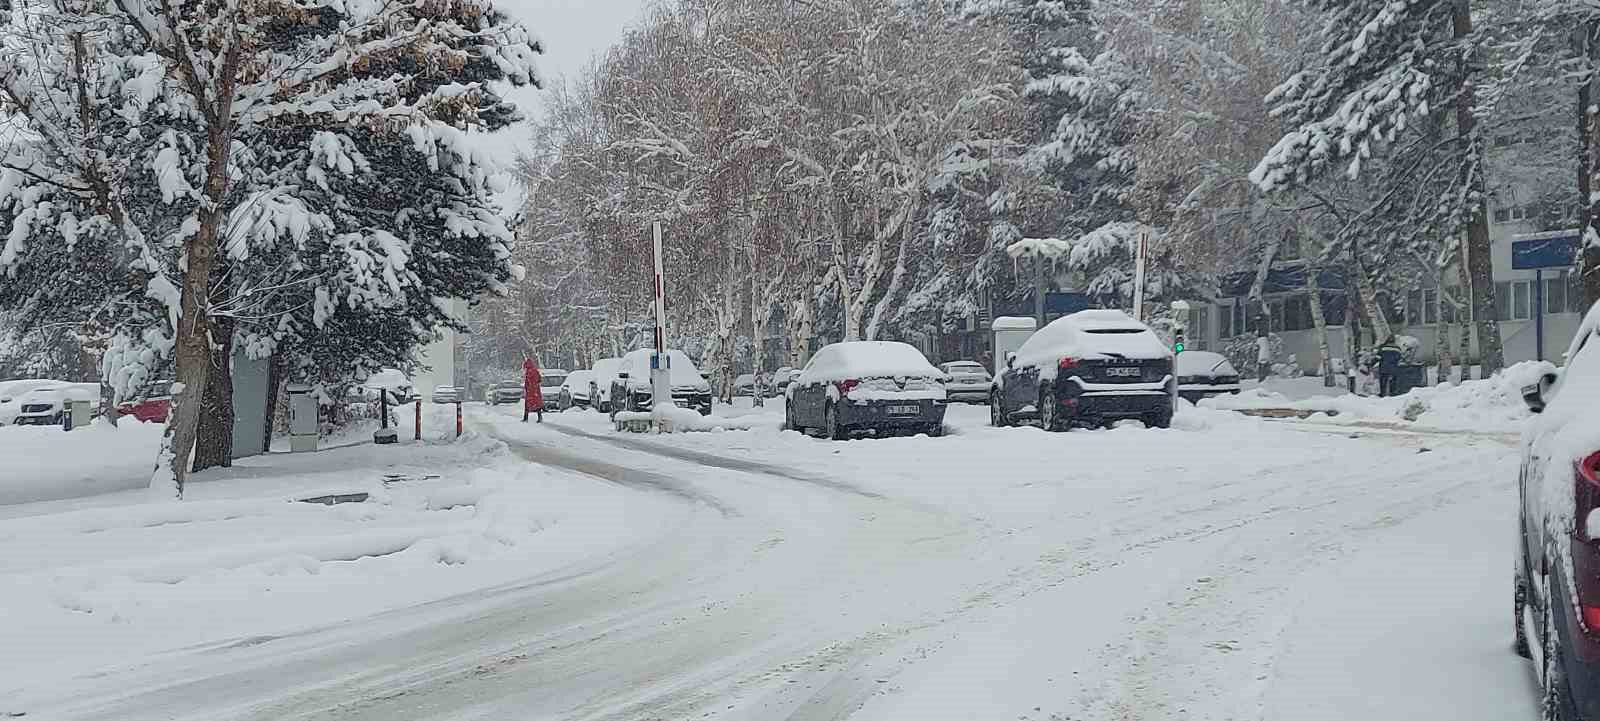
(431, 385, 460, 404)
(0, 379, 63, 426)
(590, 358, 623, 413)
(938, 361, 992, 403)
(558, 370, 595, 410)
(538, 369, 568, 409)
(609, 349, 713, 416)
(6, 383, 100, 427)
(1175, 350, 1242, 403)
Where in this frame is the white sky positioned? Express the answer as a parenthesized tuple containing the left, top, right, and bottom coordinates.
(477, 0, 650, 161)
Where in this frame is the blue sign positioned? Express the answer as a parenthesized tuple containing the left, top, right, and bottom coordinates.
(1044, 292, 1095, 314)
(1512, 232, 1579, 270)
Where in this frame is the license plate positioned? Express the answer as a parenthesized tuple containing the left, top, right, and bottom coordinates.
(888, 404, 919, 415)
(1106, 367, 1141, 378)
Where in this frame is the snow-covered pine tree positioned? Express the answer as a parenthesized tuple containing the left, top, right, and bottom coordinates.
(2, 0, 539, 494)
(1250, 0, 1507, 373)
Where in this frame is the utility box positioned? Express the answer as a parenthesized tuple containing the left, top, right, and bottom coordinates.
(991, 316, 1039, 378)
(63, 399, 92, 431)
(287, 383, 318, 453)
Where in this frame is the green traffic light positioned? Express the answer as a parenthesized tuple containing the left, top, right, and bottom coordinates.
(1174, 342, 1185, 353)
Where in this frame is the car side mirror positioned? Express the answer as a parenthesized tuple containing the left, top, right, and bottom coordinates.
(1523, 371, 1559, 414)
(1005, 352, 1016, 369)
(616, 371, 629, 380)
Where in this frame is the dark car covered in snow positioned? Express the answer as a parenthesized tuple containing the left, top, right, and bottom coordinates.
(990, 310, 1175, 430)
(785, 341, 947, 439)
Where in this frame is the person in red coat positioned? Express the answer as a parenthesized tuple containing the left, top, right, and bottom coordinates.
(523, 358, 543, 423)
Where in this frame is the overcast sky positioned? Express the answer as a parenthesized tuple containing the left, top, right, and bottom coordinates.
(477, 0, 649, 164)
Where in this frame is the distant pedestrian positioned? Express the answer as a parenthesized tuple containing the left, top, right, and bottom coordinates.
(1376, 335, 1403, 397)
(1256, 330, 1272, 383)
(523, 358, 544, 423)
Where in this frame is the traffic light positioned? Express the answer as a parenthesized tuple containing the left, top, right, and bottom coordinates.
(1173, 326, 1186, 354)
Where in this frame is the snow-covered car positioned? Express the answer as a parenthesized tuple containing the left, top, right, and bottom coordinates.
(8, 383, 100, 426)
(785, 341, 947, 440)
(538, 369, 568, 410)
(734, 373, 757, 397)
(990, 309, 1175, 430)
(490, 380, 524, 405)
(774, 366, 795, 393)
(0, 379, 65, 426)
(117, 379, 175, 423)
(1515, 305, 1600, 719)
(558, 370, 595, 410)
(590, 358, 623, 413)
(1174, 350, 1242, 403)
(431, 385, 460, 404)
(609, 350, 712, 417)
(938, 361, 992, 403)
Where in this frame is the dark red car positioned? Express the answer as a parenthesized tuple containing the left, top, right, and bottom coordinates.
(1516, 308, 1600, 720)
(117, 381, 173, 423)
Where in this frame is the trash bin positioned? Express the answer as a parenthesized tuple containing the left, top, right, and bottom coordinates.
(1393, 364, 1426, 396)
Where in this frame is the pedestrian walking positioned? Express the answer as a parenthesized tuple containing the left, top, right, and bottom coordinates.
(1375, 335, 1403, 397)
(523, 357, 544, 423)
(1255, 329, 1272, 383)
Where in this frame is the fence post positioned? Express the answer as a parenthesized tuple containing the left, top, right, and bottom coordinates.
(415, 399, 422, 441)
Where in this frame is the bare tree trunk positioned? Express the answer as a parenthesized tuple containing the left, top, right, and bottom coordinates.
(1248, 233, 1281, 327)
(1306, 266, 1334, 386)
(1453, 0, 1504, 374)
(193, 313, 235, 472)
(262, 353, 283, 451)
(1581, 21, 1600, 314)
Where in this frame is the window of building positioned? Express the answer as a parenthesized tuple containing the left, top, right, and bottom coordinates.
(1282, 295, 1313, 331)
(1505, 280, 1532, 320)
(1572, 270, 1591, 315)
(1219, 302, 1233, 338)
(1423, 288, 1439, 325)
(1545, 274, 1568, 315)
(1191, 306, 1210, 350)
(1441, 286, 1469, 325)
(1405, 289, 1422, 326)
(1493, 205, 1530, 224)
(1269, 299, 1285, 332)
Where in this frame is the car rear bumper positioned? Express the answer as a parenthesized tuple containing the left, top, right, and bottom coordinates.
(840, 399, 948, 428)
(1071, 391, 1172, 419)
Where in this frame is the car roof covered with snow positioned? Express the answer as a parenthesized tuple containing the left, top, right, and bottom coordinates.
(0, 379, 61, 402)
(619, 349, 709, 389)
(798, 341, 941, 384)
(1175, 350, 1236, 376)
(1014, 310, 1169, 369)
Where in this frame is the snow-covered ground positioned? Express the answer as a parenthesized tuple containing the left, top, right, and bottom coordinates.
(0, 395, 1537, 721)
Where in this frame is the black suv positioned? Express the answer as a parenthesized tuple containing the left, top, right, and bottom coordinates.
(1517, 311, 1600, 720)
(990, 310, 1175, 430)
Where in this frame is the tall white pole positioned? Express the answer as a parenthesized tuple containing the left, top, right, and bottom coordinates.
(650, 221, 674, 424)
(1133, 228, 1149, 322)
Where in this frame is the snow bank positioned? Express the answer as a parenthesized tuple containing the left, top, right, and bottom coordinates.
(0, 421, 167, 505)
(1201, 360, 1555, 433)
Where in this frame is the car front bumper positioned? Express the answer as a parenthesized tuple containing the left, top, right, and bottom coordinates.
(14, 412, 61, 426)
(945, 385, 989, 402)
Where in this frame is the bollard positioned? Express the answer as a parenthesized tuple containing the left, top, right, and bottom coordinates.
(455, 401, 463, 438)
(415, 399, 422, 441)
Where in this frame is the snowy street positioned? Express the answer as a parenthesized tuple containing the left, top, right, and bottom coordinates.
(0, 401, 1536, 721)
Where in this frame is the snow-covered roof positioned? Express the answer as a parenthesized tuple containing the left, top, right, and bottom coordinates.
(562, 370, 594, 388)
(798, 341, 941, 384)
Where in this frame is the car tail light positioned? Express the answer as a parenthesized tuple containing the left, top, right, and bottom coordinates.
(837, 379, 860, 394)
(1573, 451, 1600, 647)
(1581, 452, 1600, 486)
(1058, 357, 1078, 371)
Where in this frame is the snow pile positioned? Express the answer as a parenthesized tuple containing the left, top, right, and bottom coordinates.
(0, 421, 168, 505)
(1202, 360, 1555, 432)
(615, 405, 775, 431)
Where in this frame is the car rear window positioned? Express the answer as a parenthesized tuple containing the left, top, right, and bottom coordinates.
(1085, 328, 1144, 334)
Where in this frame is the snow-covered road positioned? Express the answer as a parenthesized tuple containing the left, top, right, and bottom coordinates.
(3, 402, 1535, 720)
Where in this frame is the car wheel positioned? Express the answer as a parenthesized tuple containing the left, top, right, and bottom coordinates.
(1543, 587, 1580, 721)
(826, 403, 847, 441)
(1146, 409, 1174, 429)
(1039, 390, 1067, 432)
(990, 392, 1010, 427)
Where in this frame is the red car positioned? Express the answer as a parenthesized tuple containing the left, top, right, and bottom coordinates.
(118, 381, 173, 423)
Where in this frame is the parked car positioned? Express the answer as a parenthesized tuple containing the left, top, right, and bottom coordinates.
(734, 373, 757, 397)
(939, 361, 992, 403)
(539, 369, 568, 410)
(609, 350, 713, 417)
(558, 370, 596, 410)
(990, 309, 1175, 430)
(0, 379, 65, 426)
(1174, 350, 1242, 404)
(431, 385, 460, 404)
(1515, 307, 1600, 720)
(785, 341, 947, 440)
(118, 379, 175, 423)
(774, 367, 795, 393)
(9, 383, 100, 426)
(490, 380, 524, 405)
(590, 358, 623, 413)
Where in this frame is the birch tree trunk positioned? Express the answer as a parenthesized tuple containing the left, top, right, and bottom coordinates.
(1247, 234, 1281, 327)
(1580, 20, 1600, 313)
(1306, 267, 1334, 386)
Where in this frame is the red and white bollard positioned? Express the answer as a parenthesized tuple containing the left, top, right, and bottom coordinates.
(414, 399, 422, 441)
(455, 401, 463, 438)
